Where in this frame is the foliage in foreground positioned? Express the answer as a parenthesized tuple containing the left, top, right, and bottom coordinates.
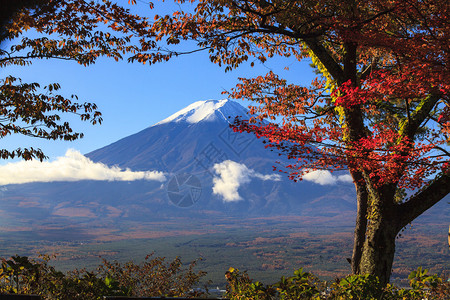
(225, 267, 450, 300)
(0, 254, 207, 299)
(1, 255, 449, 299)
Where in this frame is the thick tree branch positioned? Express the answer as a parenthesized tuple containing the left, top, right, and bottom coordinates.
(398, 93, 441, 140)
(396, 172, 450, 230)
(359, 61, 379, 81)
(303, 38, 345, 84)
(353, 6, 398, 29)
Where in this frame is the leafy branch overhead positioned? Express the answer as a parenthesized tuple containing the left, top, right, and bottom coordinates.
(0, 0, 154, 161)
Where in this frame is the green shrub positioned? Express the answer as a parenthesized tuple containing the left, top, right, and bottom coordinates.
(273, 268, 322, 300)
(328, 274, 385, 300)
(225, 267, 449, 300)
(2, 255, 448, 300)
(0, 254, 207, 299)
(225, 267, 322, 300)
(400, 266, 449, 300)
(225, 267, 275, 300)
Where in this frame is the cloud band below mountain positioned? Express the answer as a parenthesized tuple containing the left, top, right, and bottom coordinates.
(0, 149, 166, 185)
(302, 170, 352, 185)
(212, 161, 353, 202)
(212, 160, 281, 202)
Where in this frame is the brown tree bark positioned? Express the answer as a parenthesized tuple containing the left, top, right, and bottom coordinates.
(356, 173, 449, 284)
(357, 179, 398, 285)
(359, 215, 398, 285)
(351, 176, 368, 274)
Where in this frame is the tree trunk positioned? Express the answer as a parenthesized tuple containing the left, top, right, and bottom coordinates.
(354, 173, 450, 284)
(357, 179, 400, 285)
(351, 176, 368, 274)
(359, 215, 398, 285)
(357, 176, 399, 285)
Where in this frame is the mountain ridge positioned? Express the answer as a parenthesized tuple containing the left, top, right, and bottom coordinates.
(153, 99, 248, 126)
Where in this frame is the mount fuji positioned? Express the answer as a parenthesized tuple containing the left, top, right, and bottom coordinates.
(0, 99, 446, 239)
(84, 99, 356, 215)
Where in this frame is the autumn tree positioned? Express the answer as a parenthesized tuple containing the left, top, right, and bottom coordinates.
(137, 0, 449, 284)
(0, 0, 152, 160)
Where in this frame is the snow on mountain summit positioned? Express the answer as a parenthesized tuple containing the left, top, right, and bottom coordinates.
(154, 99, 249, 126)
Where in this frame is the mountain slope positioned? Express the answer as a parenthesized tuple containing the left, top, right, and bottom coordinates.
(1, 99, 447, 238)
(86, 99, 265, 172)
(84, 99, 356, 214)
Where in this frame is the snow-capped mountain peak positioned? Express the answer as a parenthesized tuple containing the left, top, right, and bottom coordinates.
(154, 99, 248, 126)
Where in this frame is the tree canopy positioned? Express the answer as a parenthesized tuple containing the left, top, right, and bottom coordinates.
(0, 0, 150, 160)
(138, 0, 449, 284)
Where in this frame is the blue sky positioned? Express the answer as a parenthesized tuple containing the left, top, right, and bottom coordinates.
(0, 1, 315, 164)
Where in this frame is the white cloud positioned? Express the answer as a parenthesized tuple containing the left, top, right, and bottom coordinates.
(337, 174, 353, 183)
(302, 170, 353, 185)
(212, 160, 281, 202)
(0, 149, 166, 185)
